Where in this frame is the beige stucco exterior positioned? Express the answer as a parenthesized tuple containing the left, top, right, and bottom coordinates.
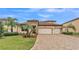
(63, 19, 79, 32)
(25, 20, 62, 34)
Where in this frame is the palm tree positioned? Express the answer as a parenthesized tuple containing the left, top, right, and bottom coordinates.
(31, 25, 37, 36)
(21, 25, 33, 37)
(6, 17, 17, 32)
(21, 25, 29, 35)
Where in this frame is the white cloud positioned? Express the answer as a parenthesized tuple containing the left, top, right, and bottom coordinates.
(44, 8, 65, 12)
(38, 14, 50, 18)
(13, 8, 42, 13)
(28, 8, 42, 12)
(8, 8, 66, 13)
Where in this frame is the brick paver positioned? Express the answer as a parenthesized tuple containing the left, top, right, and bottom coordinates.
(32, 34, 79, 50)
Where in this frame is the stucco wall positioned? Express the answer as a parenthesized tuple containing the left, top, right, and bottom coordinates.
(63, 19, 79, 32)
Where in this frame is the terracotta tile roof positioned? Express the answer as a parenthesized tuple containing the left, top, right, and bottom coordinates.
(18, 20, 62, 26)
(27, 20, 56, 22)
(41, 20, 56, 22)
(39, 22, 62, 26)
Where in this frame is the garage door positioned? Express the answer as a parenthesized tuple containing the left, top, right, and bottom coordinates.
(38, 29, 52, 34)
(53, 29, 61, 34)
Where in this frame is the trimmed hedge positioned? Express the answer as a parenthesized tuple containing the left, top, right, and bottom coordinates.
(62, 32, 73, 35)
(3, 32, 19, 36)
(62, 32, 79, 36)
(73, 32, 79, 35)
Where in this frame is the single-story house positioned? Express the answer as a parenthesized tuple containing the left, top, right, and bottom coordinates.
(62, 18, 79, 33)
(19, 18, 79, 34)
(18, 20, 62, 34)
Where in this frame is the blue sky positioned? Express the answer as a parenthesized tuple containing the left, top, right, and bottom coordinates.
(0, 8, 79, 24)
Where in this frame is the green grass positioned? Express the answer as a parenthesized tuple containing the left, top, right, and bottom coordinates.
(0, 36, 36, 50)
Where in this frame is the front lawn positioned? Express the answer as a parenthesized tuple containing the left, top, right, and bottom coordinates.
(0, 36, 36, 50)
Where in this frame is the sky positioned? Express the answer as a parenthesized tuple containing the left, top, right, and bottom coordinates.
(0, 8, 79, 24)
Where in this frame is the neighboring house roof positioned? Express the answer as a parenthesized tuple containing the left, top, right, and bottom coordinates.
(0, 18, 7, 22)
(62, 18, 79, 25)
(17, 22, 27, 25)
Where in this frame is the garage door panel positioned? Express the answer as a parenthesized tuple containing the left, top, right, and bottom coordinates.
(38, 29, 52, 34)
(53, 29, 61, 34)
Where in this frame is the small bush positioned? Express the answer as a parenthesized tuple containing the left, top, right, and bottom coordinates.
(62, 32, 73, 35)
(3, 32, 19, 36)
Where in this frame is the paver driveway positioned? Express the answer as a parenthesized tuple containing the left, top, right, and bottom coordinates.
(32, 34, 79, 50)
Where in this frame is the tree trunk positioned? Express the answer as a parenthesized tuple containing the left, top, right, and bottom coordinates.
(11, 26, 13, 32)
(27, 30, 30, 37)
(27, 29, 31, 37)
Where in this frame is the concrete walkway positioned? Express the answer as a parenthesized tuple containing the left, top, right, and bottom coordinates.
(32, 34, 79, 50)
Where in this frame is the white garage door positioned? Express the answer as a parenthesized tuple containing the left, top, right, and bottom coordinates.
(53, 29, 61, 34)
(38, 29, 52, 34)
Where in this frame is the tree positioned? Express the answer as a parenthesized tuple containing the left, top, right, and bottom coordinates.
(21, 25, 33, 37)
(31, 25, 37, 36)
(6, 17, 17, 32)
(0, 22, 4, 38)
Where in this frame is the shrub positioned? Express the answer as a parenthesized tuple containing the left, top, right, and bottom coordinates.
(3, 32, 19, 36)
(0, 33, 3, 38)
(62, 32, 73, 35)
(0, 30, 4, 38)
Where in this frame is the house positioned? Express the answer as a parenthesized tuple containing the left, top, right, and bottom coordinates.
(62, 18, 79, 33)
(18, 20, 62, 34)
(0, 18, 8, 32)
(0, 18, 18, 32)
(19, 18, 79, 35)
